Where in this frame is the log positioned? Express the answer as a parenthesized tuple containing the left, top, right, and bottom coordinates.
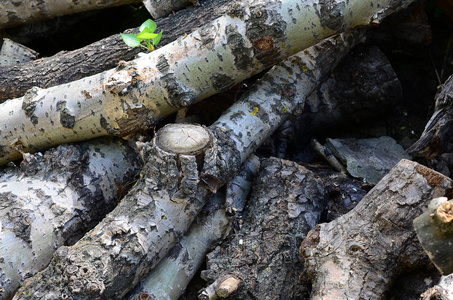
(407, 75, 453, 159)
(200, 157, 327, 299)
(300, 159, 453, 299)
(421, 274, 453, 300)
(144, 0, 200, 19)
(0, 0, 416, 166)
(0, 38, 39, 66)
(12, 27, 364, 299)
(0, 0, 141, 30)
(0, 137, 140, 300)
(0, 0, 233, 102)
(126, 155, 259, 299)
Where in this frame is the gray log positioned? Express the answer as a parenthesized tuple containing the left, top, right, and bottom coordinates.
(300, 159, 453, 299)
(200, 157, 326, 299)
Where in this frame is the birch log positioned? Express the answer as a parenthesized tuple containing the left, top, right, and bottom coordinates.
(0, 0, 415, 166)
(0, 0, 233, 102)
(300, 160, 453, 299)
(0, 137, 140, 300)
(13, 28, 363, 299)
(0, 0, 141, 30)
(127, 156, 258, 300)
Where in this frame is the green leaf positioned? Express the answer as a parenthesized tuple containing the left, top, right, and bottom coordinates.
(140, 19, 157, 33)
(121, 33, 141, 47)
(153, 30, 163, 46)
(137, 28, 158, 41)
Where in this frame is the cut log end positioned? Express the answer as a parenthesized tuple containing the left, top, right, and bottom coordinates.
(155, 123, 212, 155)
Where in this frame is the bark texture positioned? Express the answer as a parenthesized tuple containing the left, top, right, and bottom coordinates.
(0, 137, 140, 300)
(0, 38, 39, 66)
(0, 0, 233, 102)
(144, 0, 199, 19)
(407, 74, 453, 159)
(0, 0, 415, 166)
(300, 159, 453, 299)
(421, 274, 453, 300)
(12, 29, 362, 300)
(0, 0, 141, 30)
(200, 157, 326, 299)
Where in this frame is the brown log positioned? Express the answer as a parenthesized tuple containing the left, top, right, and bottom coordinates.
(0, 0, 232, 102)
(200, 157, 327, 299)
(300, 159, 453, 299)
(407, 75, 453, 159)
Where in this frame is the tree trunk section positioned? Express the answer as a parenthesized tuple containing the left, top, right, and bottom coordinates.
(300, 159, 453, 299)
(0, 0, 233, 102)
(200, 157, 327, 299)
(0, 137, 140, 300)
(0, 0, 416, 166)
(0, 0, 141, 30)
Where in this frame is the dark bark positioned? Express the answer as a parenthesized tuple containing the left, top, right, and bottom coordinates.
(0, 0, 232, 102)
(200, 157, 327, 299)
(300, 159, 453, 299)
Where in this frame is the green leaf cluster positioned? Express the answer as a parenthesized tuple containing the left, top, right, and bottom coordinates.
(121, 19, 163, 52)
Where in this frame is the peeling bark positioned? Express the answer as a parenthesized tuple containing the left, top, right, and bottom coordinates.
(0, 0, 233, 102)
(300, 159, 453, 299)
(0, 0, 141, 30)
(0, 0, 416, 165)
(200, 157, 326, 299)
(0, 137, 140, 300)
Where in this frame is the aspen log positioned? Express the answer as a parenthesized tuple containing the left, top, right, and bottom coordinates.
(0, 0, 233, 102)
(13, 28, 362, 300)
(127, 156, 258, 299)
(0, 0, 416, 166)
(0, 0, 142, 30)
(300, 160, 453, 299)
(0, 137, 140, 300)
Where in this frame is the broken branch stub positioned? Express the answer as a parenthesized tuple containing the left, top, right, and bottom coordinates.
(414, 197, 453, 275)
(300, 159, 453, 299)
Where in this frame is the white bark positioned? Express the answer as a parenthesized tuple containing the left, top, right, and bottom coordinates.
(0, 0, 141, 30)
(0, 137, 140, 300)
(0, 38, 39, 66)
(0, 0, 415, 166)
(127, 155, 259, 299)
(13, 28, 361, 299)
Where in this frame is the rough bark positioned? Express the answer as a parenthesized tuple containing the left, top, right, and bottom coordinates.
(200, 157, 326, 299)
(407, 74, 453, 159)
(0, 0, 141, 30)
(0, 0, 233, 102)
(300, 159, 453, 299)
(127, 155, 258, 299)
(12, 27, 365, 300)
(0, 137, 140, 300)
(0, 0, 416, 165)
(144, 0, 199, 19)
(414, 197, 453, 275)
